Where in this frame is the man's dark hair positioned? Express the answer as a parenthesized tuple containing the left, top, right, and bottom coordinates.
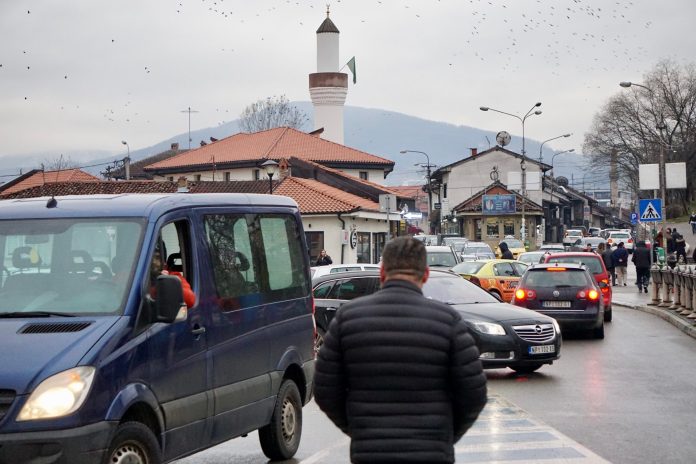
(381, 236, 427, 279)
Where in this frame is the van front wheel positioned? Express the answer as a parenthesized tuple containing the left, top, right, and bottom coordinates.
(259, 379, 302, 460)
(104, 421, 161, 464)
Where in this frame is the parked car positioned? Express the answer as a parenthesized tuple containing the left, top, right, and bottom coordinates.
(456, 241, 496, 261)
(425, 245, 460, 270)
(562, 229, 584, 248)
(451, 259, 528, 302)
(0, 193, 315, 462)
(512, 262, 606, 339)
(517, 250, 549, 265)
(311, 263, 381, 279)
(495, 237, 526, 259)
(312, 269, 562, 374)
(606, 231, 634, 253)
(542, 251, 613, 321)
(570, 237, 607, 252)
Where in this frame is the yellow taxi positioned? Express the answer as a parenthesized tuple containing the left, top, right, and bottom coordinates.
(451, 259, 529, 302)
(495, 237, 527, 259)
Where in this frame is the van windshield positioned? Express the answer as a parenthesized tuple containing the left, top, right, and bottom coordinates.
(0, 218, 144, 315)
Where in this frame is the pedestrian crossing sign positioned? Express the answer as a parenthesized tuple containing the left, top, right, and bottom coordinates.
(639, 199, 662, 222)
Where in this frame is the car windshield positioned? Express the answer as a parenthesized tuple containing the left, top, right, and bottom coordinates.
(427, 251, 457, 267)
(423, 274, 498, 304)
(524, 269, 590, 287)
(451, 261, 485, 274)
(546, 256, 603, 274)
(503, 239, 523, 248)
(0, 218, 144, 315)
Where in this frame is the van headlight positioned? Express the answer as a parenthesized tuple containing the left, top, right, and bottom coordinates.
(17, 366, 95, 421)
(471, 321, 506, 336)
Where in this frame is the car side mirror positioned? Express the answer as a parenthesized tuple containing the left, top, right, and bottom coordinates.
(598, 281, 608, 289)
(154, 275, 186, 323)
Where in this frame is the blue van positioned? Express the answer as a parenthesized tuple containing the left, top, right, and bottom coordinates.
(0, 193, 315, 463)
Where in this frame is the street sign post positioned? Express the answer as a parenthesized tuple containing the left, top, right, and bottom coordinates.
(639, 199, 662, 222)
(630, 212, 638, 225)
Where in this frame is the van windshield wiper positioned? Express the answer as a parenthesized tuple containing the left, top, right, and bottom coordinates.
(0, 311, 76, 318)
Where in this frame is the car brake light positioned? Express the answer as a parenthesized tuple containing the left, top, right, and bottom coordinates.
(588, 289, 600, 301)
(628, 238, 633, 243)
(515, 289, 536, 300)
(515, 289, 525, 300)
(547, 267, 566, 271)
(469, 276, 481, 287)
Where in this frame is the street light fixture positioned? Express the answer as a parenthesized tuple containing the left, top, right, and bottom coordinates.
(550, 148, 575, 176)
(619, 81, 666, 251)
(121, 140, 130, 180)
(538, 133, 572, 164)
(479, 102, 542, 243)
(400, 150, 435, 233)
(260, 159, 279, 194)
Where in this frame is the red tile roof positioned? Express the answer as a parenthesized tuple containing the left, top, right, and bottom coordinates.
(1, 178, 381, 215)
(144, 127, 394, 172)
(0, 169, 100, 196)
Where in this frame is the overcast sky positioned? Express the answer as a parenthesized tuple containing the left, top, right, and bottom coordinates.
(1, 0, 694, 166)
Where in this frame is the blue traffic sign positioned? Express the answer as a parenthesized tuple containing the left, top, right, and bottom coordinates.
(630, 212, 638, 225)
(639, 199, 662, 222)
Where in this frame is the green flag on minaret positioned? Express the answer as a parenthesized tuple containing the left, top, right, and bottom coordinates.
(346, 56, 356, 84)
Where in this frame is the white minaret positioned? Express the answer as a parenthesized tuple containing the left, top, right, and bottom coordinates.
(309, 7, 348, 145)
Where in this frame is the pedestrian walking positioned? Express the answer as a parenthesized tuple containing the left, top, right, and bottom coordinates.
(600, 243, 616, 285)
(499, 241, 514, 260)
(666, 228, 675, 254)
(612, 242, 629, 286)
(315, 249, 333, 266)
(674, 229, 687, 264)
(690, 212, 696, 234)
(314, 236, 488, 464)
(632, 241, 651, 293)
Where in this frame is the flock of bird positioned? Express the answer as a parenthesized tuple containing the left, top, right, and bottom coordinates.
(0, 0, 666, 151)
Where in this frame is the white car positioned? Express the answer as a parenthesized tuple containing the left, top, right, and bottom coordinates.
(425, 245, 460, 270)
(562, 229, 584, 247)
(606, 231, 634, 252)
(311, 263, 381, 279)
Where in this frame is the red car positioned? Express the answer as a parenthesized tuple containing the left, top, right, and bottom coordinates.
(542, 252, 613, 322)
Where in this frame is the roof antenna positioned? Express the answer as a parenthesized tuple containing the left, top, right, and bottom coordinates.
(46, 155, 63, 208)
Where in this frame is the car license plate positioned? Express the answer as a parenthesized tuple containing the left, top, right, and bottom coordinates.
(542, 300, 571, 308)
(529, 345, 555, 355)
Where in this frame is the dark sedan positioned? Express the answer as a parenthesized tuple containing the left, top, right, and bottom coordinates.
(512, 263, 605, 339)
(312, 270, 562, 374)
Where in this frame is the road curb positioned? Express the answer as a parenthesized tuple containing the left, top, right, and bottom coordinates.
(613, 301, 696, 339)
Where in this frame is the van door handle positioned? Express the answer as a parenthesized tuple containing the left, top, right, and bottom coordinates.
(191, 325, 206, 336)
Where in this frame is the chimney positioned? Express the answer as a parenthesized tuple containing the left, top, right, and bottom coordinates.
(279, 158, 291, 180)
(171, 142, 179, 151)
(470, 148, 478, 157)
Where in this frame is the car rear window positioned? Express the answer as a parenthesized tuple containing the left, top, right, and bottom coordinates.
(427, 251, 458, 267)
(610, 233, 630, 239)
(546, 256, 603, 274)
(451, 261, 485, 274)
(524, 268, 591, 287)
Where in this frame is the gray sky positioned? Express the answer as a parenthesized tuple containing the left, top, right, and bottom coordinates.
(1, 0, 694, 164)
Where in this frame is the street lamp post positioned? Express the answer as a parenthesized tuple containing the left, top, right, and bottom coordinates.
(260, 159, 279, 194)
(480, 102, 542, 243)
(400, 150, 435, 233)
(550, 148, 575, 176)
(538, 133, 572, 164)
(121, 140, 130, 180)
(619, 81, 667, 251)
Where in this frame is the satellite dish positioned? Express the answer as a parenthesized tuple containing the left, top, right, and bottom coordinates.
(556, 176, 569, 187)
(495, 131, 511, 147)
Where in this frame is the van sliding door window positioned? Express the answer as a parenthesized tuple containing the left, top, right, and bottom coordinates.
(259, 215, 308, 301)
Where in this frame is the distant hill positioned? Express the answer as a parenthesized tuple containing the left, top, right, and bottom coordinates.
(0, 103, 595, 188)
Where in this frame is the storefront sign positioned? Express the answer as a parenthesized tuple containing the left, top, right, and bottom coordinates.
(482, 194, 516, 215)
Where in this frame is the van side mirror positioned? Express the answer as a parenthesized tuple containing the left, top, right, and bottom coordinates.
(155, 275, 186, 323)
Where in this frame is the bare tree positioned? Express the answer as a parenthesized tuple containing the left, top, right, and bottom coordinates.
(583, 60, 696, 213)
(239, 95, 308, 132)
(43, 155, 80, 171)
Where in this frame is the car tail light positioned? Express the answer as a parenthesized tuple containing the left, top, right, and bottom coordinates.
(588, 289, 600, 301)
(515, 289, 536, 300)
(469, 276, 481, 287)
(600, 279, 610, 294)
(546, 267, 567, 272)
(628, 238, 633, 243)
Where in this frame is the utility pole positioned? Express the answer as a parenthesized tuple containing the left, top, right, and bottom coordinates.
(180, 107, 199, 150)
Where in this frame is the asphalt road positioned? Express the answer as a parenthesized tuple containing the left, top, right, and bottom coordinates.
(177, 263, 696, 464)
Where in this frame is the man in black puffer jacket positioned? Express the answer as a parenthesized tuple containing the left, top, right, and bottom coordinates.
(314, 236, 488, 464)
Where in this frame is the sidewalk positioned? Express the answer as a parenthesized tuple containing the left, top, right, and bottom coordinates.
(610, 283, 696, 339)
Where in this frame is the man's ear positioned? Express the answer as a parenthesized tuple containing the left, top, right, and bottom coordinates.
(379, 265, 387, 284)
(421, 266, 430, 285)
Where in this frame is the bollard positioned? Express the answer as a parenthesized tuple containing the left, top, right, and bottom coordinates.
(689, 266, 696, 320)
(680, 266, 693, 315)
(660, 266, 673, 308)
(650, 264, 663, 306)
(670, 266, 683, 311)
(678, 266, 689, 311)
